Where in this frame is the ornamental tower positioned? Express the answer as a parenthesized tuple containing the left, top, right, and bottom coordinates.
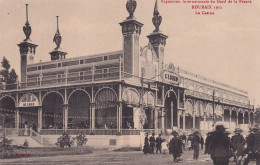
(119, 0, 143, 76)
(18, 4, 38, 84)
(147, 0, 168, 75)
(50, 16, 67, 61)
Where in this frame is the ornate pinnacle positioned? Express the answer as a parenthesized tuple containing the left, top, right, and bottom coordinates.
(23, 4, 31, 41)
(152, 0, 162, 33)
(53, 16, 62, 50)
(126, 0, 137, 20)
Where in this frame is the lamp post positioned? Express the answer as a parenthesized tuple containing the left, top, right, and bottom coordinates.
(1, 113, 6, 159)
(140, 68, 145, 132)
(212, 90, 215, 128)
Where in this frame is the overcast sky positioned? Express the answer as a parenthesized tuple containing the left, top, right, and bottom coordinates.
(0, 0, 259, 106)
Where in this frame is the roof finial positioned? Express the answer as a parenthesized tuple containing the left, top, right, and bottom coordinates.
(152, 0, 162, 33)
(53, 16, 62, 50)
(126, 0, 137, 20)
(23, 4, 31, 41)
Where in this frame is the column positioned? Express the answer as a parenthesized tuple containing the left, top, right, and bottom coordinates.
(242, 112, 245, 125)
(222, 110, 224, 122)
(154, 108, 158, 130)
(15, 108, 20, 130)
(171, 101, 173, 129)
(193, 107, 195, 129)
(161, 108, 165, 130)
(118, 83, 122, 134)
(248, 113, 251, 127)
(183, 110, 186, 130)
(63, 104, 68, 130)
(38, 106, 42, 132)
(203, 112, 206, 132)
(91, 86, 95, 133)
(91, 103, 95, 132)
(177, 110, 181, 129)
(236, 111, 238, 127)
(229, 110, 232, 129)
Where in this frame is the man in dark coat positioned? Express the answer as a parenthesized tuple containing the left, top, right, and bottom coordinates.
(205, 132, 213, 154)
(179, 134, 187, 150)
(254, 124, 260, 165)
(243, 127, 256, 165)
(156, 134, 163, 153)
(209, 125, 234, 165)
(200, 136, 204, 149)
(149, 133, 156, 154)
(231, 128, 246, 164)
(192, 134, 201, 159)
(170, 131, 183, 162)
(143, 133, 149, 154)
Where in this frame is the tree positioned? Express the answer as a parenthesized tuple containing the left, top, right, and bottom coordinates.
(0, 135, 13, 158)
(0, 57, 17, 90)
(55, 132, 74, 148)
(73, 132, 88, 147)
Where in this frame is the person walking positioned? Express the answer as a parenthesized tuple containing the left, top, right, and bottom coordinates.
(254, 124, 260, 165)
(205, 132, 213, 154)
(170, 131, 183, 162)
(168, 132, 174, 154)
(156, 134, 163, 153)
(243, 127, 256, 165)
(209, 125, 234, 165)
(143, 132, 149, 154)
(200, 136, 204, 149)
(231, 128, 246, 164)
(180, 133, 187, 150)
(192, 133, 201, 159)
(149, 133, 156, 154)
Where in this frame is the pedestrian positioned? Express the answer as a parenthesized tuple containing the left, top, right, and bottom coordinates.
(243, 127, 257, 165)
(149, 133, 156, 154)
(161, 139, 168, 154)
(180, 133, 187, 150)
(209, 125, 234, 165)
(143, 132, 149, 154)
(192, 133, 201, 159)
(170, 131, 183, 162)
(253, 124, 260, 165)
(231, 128, 246, 164)
(168, 132, 174, 154)
(156, 134, 163, 153)
(205, 131, 213, 154)
(200, 136, 204, 149)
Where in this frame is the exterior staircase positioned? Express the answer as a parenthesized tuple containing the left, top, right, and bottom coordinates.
(1, 128, 54, 147)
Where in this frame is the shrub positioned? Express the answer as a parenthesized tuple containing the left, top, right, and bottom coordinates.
(0, 135, 13, 153)
(23, 140, 29, 148)
(55, 132, 74, 148)
(73, 132, 88, 147)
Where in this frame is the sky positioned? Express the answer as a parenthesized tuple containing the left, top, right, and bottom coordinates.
(0, 0, 260, 106)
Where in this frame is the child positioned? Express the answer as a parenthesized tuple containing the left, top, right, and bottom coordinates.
(161, 139, 168, 154)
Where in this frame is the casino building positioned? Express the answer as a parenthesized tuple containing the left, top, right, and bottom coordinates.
(0, 0, 254, 147)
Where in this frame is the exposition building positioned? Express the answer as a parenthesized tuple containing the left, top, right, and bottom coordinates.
(0, 1, 254, 148)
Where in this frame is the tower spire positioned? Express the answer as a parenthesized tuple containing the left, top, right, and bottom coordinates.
(152, 0, 162, 33)
(23, 4, 32, 41)
(53, 16, 62, 50)
(50, 16, 67, 61)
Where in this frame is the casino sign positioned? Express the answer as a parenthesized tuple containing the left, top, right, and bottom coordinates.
(161, 70, 179, 85)
(19, 93, 40, 107)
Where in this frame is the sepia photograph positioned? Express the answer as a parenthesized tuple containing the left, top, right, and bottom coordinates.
(0, 0, 259, 164)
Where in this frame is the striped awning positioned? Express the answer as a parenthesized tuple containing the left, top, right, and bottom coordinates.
(143, 92, 154, 107)
(95, 88, 117, 109)
(122, 89, 140, 106)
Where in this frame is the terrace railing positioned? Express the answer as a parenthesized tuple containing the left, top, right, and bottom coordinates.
(185, 89, 254, 109)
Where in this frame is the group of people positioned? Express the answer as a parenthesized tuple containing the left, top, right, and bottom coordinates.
(143, 124, 260, 165)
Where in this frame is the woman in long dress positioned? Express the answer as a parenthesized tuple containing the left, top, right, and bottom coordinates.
(143, 133, 149, 154)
